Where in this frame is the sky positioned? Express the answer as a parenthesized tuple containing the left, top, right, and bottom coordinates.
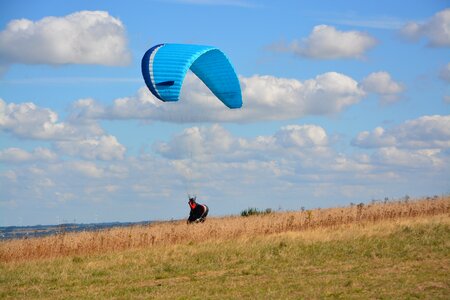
(0, 0, 449, 226)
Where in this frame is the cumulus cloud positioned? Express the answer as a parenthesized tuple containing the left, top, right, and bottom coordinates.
(0, 98, 126, 161)
(240, 72, 365, 117)
(154, 124, 235, 160)
(151, 124, 376, 198)
(68, 161, 104, 178)
(274, 125, 328, 148)
(0, 147, 57, 163)
(154, 124, 383, 197)
(0, 11, 131, 70)
(353, 115, 450, 149)
(372, 147, 445, 170)
(400, 8, 450, 47)
(72, 72, 366, 123)
(2, 120, 449, 223)
(360, 71, 404, 104)
(352, 127, 396, 148)
(0, 98, 103, 140)
(155, 123, 332, 164)
(55, 135, 126, 160)
(272, 25, 377, 59)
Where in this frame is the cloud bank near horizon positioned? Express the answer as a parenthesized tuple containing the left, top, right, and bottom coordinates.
(1, 115, 448, 217)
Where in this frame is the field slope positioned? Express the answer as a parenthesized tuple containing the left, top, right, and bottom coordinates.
(1, 197, 449, 299)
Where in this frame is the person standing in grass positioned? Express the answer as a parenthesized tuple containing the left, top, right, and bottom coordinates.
(187, 196, 209, 224)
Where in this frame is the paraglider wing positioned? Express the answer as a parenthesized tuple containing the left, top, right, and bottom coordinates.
(141, 43, 242, 109)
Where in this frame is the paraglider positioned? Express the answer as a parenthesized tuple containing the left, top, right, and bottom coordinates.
(187, 196, 209, 224)
(141, 43, 242, 109)
(141, 44, 242, 223)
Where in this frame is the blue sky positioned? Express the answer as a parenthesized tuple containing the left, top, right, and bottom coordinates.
(0, 0, 449, 226)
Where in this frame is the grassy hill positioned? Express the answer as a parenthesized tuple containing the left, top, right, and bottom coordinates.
(1, 197, 449, 299)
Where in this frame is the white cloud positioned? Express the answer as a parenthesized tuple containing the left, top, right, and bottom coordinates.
(55, 135, 126, 160)
(73, 72, 366, 123)
(0, 99, 73, 139)
(0, 98, 103, 140)
(439, 63, 450, 82)
(155, 124, 234, 160)
(0, 11, 131, 68)
(0, 98, 125, 161)
(273, 25, 377, 59)
(69, 161, 104, 178)
(152, 123, 357, 197)
(353, 115, 450, 149)
(392, 115, 450, 149)
(360, 71, 404, 104)
(400, 8, 450, 47)
(352, 127, 396, 148)
(153, 123, 447, 191)
(372, 147, 445, 169)
(0, 147, 57, 163)
(155, 123, 332, 165)
(70, 98, 107, 120)
(2, 120, 449, 224)
(274, 125, 328, 148)
(240, 72, 365, 118)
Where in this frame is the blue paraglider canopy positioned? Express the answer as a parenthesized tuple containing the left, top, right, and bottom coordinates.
(141, 43, 242, 109)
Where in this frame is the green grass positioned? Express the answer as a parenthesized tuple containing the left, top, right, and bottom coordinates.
(1, 221, 449, 299)
(241, 207, 272, 217)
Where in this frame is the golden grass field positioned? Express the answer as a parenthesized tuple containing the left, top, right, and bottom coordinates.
(1, 196, 448, 262)
(1, 196, 449, 299)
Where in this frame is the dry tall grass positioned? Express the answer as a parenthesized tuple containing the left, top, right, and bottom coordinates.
(1, 196, 448, 263)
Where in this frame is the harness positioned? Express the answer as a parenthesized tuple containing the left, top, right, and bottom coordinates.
(189, 202, 197, 210)
(188, 202, 208, 223)
(199, 204, 208, 217)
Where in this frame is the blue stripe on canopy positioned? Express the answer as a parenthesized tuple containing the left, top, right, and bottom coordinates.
(141, 44, 164, 101)
(141, 43, 242, 109)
